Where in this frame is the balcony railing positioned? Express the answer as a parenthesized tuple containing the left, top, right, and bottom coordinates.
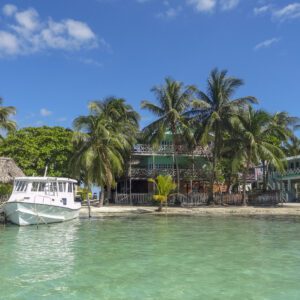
(129, 168, 209, 179)
(270, 168, 300, 179)
(115, 193, 245, 206)
(115, 192, 281, 206)
(132, 144, 211, 157)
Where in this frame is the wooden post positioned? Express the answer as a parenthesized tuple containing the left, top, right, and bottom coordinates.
(129, 178, 132, 206)
(192, 150, 195, 193)
(152, 152, 156, 193)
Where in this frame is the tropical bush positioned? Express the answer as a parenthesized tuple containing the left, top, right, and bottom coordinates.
(149, 175, 176, 211)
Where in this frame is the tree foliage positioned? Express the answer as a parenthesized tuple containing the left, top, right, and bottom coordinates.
(0, 98, 16, 139)
(149, 175, 176, 211)
(70, 97, 140, 205)
(0, 126, 74, 177)
(186, 68, 258, 203)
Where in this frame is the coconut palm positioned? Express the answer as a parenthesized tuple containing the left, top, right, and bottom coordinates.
(187, 69, 258, 204)
(270, 112, 300, 137)
(231, 107, 287, 205)
(284, 135, 300, 156)
(141, 77, 195, 192)
(71, 97, 139, 206)
(148, 175, 176, 212)
(0, 98, 16, 139)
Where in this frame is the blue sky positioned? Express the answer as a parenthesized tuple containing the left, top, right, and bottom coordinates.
(0, 0, 300, 129)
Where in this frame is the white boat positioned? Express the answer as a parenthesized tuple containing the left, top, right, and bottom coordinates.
(4, 177, 81, 226)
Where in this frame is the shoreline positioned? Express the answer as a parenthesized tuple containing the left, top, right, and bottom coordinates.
(79, 204, 300, 218)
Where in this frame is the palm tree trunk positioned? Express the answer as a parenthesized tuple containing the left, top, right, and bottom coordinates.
(157, 201, 163, 212)
(107, 183, 111, 205)
(262, 160, 266, 191)
(208, 137, 218, 205)
(242, 154, 251, 206)
(265, 163, 269, 191)
(242, 170, 247, 206)
(208, 157, 216, 205)
(171, 127, 180, 195)
(226, 174, 232, 193)
(99, 186, 104, 206)
(86, 186, 91, 218)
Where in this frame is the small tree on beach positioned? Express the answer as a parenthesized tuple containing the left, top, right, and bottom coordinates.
(148, 175, 176, 212)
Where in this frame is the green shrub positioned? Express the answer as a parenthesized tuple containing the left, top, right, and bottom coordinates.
(0, 183, 12, 197)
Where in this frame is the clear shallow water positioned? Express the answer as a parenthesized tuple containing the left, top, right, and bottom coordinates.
(1, 216, 300, 300)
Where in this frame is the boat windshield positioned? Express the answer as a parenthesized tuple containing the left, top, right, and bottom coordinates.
(29, 181, 74, 193)
(14, 181, 28, 192)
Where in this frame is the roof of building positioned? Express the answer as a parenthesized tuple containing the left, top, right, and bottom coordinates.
(0, 157, 25, 183)
(14, 177, 77, 183)
(284, 155, 300, 161)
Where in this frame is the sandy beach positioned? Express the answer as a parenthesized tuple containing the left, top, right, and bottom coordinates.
(79, 203, 300, 218)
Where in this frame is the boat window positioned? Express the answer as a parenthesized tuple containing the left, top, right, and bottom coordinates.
(49, 182, 57, 192)
(68, 183, 73, 193)
(38, 182, 46, 192)
(31, 182, 39, 191)
(58, 182, 66, 192)
(15, 181, 28, 192)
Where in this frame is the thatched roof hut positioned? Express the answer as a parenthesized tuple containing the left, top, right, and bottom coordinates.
(0, 157, 25, 183)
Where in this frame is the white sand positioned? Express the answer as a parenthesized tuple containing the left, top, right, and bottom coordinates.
(79, 204, 300, 218)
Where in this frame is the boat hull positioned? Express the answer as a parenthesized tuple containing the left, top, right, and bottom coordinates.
(4, 202, 80, 226)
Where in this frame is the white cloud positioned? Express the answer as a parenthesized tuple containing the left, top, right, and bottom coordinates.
(0, 4, 101, 57)
(2, 4, 17, 16)
(15, 8, 39, 31)
(272, 3, 300, 21)
(254, 37, 280, 51)
(187, 0, 239, 12)
(65, 19, 95, 41)
(220, 0, 239, 11)
(187, 0, 216, 12)
(156, 6, 182, 19)
(40, 108, 52, 117)
(78, 57, 103, 67)
(0, 30, 19, 54)
(254, 5, 272, 15)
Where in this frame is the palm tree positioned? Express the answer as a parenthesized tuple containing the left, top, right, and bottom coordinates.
(231, 107, 287, 205)
(187, 69, 258, 204)
(284, 135, 300, 156)
(0, 98, 16, 139)
(71, 97, 139, 206)
(148, 175, 176, 212)
(141, 77, 195, 192)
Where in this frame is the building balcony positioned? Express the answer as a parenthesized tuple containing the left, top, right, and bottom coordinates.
(272, 168, 300, 179)
(132, 144, 211, 157)
(129, 167, 209, 180)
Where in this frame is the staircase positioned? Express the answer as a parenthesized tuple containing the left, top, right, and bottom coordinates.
(267, 173, 296, 203)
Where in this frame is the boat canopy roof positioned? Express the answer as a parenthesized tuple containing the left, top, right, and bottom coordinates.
(14, 177, 77, 183)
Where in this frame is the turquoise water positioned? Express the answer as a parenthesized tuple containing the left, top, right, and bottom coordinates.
(1, 216, 300, 300)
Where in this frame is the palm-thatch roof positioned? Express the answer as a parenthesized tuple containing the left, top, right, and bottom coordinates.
(0, 157, 24, 183)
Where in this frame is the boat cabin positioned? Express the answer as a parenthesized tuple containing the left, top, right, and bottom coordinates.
(5, 177, 81, 225)
(13, 177, 77, 196)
